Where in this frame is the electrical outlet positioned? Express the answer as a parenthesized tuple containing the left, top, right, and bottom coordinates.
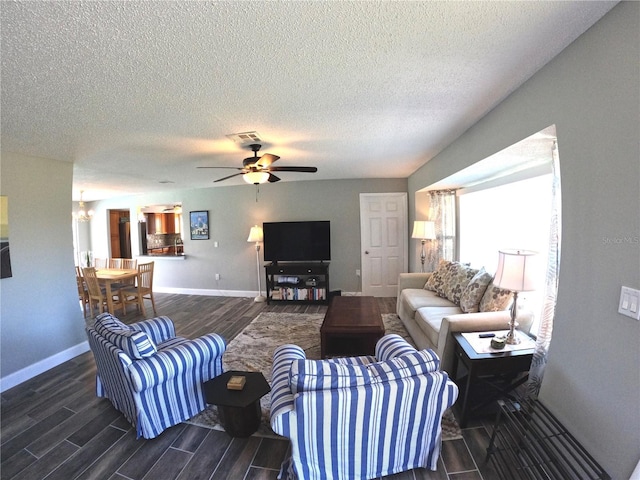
(215, 273, 220, 281)
(618, 286, 640, 320)
(356, 269, 361, 277)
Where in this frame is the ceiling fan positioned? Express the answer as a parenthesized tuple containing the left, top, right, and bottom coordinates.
(197, 144, 317, 184)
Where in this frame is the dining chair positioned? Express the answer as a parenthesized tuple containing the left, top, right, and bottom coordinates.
(121, 258, 137, 269)
(94, 258, 108, 269)
(83, 267, 125, 316)
(119, 258, 138, 287)
(75, 266, 90, 318)
(120, 261, 156, 317)
(109, 258, 123, 269)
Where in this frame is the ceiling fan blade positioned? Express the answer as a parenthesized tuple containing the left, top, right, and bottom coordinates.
(214, 172, 246, 182)
(197, 166, 244, 170)
(268, 166, 318, 173)
(268, 173, 281, 183)
(256, 153, 280, 168)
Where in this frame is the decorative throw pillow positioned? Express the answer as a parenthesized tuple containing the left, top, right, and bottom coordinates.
(289, 349, 440, 393)
(94, 313, 157, 359)
(460, 268, 493, 313)
(479, 281, 514, 312)
(289, 359, 372, 393)
(441, 262, 478, 305)
(424, 260, 451, 295)
(375, 349, 440, 377)
(94, 312, 129, 331)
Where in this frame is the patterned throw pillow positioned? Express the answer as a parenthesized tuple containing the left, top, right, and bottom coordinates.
(289, 349, 440, 393)
(425, 260, 477, 305)
(479, 281, 514, 312)
(424, 260, 451, 295)
(289, 359, 372, 393)
(94, 313, 157, 359)
(460, 268, 493, 313)
(441, 262, 478, 305)
(94, 312, 129, 331)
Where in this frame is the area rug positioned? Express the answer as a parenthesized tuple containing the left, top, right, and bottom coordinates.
(187, 312, 462, 440)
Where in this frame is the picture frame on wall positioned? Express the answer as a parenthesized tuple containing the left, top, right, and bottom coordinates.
(190, 211, 209, 240)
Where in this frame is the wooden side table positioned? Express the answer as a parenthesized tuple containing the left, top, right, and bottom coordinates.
(203, 371, 270, 437)
(452, 332, 534, 427)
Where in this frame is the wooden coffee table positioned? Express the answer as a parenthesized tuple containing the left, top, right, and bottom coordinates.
(320, 296, 385, 358)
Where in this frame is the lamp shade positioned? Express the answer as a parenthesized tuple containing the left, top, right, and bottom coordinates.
(243, 171, 270, 184)
(493, 249, 538, 292)
(411, 220, 436, 240)
(247, 225, 263, 243)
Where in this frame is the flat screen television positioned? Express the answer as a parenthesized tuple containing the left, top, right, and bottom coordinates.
(263, 221, 331, 262)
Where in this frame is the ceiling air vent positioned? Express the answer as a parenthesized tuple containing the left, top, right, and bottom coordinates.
(226, 131, 262, 144)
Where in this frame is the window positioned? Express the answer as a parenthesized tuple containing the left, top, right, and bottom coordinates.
(458, 173, 554, 335)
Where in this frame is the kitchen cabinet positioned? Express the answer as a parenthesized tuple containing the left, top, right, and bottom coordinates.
(146, 213, 176, 234)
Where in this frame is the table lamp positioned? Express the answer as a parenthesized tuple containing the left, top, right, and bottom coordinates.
(493, 249, 538, 344)
(411, 220, 436, 272)
(247, 225, 266, 302)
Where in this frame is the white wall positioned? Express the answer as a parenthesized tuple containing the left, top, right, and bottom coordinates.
(0, 153, 87, 387)
(408, 3, 639, 478)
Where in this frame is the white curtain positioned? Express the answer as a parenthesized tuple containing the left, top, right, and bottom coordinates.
(527, 142, 562, 397)
(426, 190, 456, 272)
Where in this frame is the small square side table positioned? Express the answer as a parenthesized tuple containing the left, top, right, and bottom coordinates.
(452, 332, 534, 427)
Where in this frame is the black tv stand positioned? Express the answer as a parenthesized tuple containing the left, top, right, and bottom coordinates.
(265, 262, 329, 305)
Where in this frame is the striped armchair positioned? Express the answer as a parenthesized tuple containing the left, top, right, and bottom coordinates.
(86, 313, 226, 439)
(270, 334, 458, 480)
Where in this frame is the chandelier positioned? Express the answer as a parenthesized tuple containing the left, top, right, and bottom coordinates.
(73, 190, 94, 222)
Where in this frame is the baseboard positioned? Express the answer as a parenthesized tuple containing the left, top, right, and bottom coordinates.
(153, 287, 257, 297)
(0, 290, 361, 392)
(154, 287, 360, 297)
(1, 341, 90, 393)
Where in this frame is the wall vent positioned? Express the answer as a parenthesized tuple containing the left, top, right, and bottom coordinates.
(226, 131, 262, 144)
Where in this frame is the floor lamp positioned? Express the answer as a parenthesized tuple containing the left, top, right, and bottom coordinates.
(411, 221, 436, 272)
(247, 225, 266, 303)
(493, 249, 538, 344)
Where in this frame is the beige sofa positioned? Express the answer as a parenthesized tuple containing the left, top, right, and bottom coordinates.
(396, 264, 533, 374)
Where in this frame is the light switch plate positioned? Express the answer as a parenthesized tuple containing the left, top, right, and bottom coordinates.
(618, 286, 640, 320)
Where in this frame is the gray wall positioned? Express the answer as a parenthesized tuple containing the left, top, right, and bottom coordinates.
(1, 3, 637, 476)
(0, 171, 406, 386)
(1, 153, 87, 380)
(408, 3, 639, 478)
(87, 178, 407, 295)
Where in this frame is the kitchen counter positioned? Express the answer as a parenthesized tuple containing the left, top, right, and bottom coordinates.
(146, 245, 183, 255)
(137, 254, 186, 260)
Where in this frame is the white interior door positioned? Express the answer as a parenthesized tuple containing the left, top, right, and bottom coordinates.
(359, 193, 408, 297)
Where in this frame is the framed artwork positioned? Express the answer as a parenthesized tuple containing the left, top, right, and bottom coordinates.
(190, 211, 209, 240)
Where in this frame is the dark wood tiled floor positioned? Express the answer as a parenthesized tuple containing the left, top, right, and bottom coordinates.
(1, 295, 501, 479)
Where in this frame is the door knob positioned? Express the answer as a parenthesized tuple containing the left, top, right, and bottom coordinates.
(365, 251, 369, 254)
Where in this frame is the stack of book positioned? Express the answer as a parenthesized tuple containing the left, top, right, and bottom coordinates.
(270, 286, 326, 301)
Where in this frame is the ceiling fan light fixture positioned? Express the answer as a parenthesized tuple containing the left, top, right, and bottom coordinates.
(243, 171, 270, 184)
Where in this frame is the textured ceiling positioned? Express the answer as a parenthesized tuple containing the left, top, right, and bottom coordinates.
(1, 1, 617, 201)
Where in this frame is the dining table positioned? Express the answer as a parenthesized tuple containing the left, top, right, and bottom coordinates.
(95, 268, 138, 315)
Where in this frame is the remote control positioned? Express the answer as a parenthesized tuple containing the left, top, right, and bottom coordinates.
(479, 333, 495, 338)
